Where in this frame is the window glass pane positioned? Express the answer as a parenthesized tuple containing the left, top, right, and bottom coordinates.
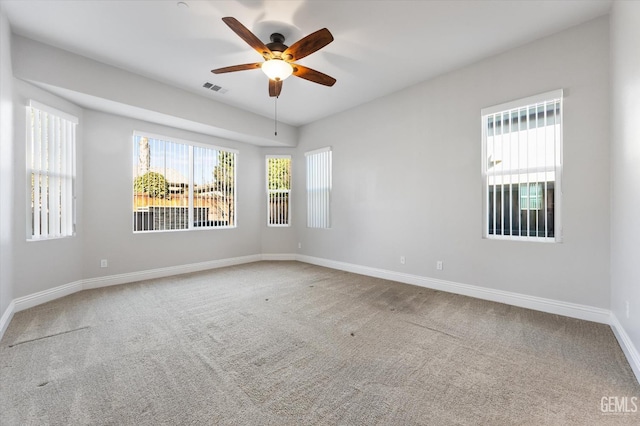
(27, 103, 76, 240)
(483, 92, 562, 241)
(267, 156, 291, 226)
(133, 134, 236, 232)
(133, 136, 188, 231)
(210, 150, 236, 227)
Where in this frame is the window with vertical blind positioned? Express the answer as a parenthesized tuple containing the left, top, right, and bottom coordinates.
(305, 147, 331, 228)
(27, 101, 77, 240)
(133, 132, 236, 232)
(266, 155, 291, 226)
(482, 90, 563, 242)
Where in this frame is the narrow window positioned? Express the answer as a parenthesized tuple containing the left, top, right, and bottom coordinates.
(27, 101, 77, 240)
(266, 155, 291, 226)
(133, 133, 236, 232)
(305, 147, 331, 229)
(482, 90, 563, 241)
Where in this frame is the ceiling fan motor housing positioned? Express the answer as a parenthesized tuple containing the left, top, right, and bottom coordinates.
(267, 33, 288, 57)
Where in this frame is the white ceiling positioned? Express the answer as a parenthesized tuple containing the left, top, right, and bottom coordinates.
(2, 0, 612, 127)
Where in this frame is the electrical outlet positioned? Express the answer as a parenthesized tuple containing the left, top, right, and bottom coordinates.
(436, 260, 443, 270)
(100, 259, 108, 268)
(298, 242, 302, 249)
(400, 256, 406, 265)
(626, 301, 630, 319)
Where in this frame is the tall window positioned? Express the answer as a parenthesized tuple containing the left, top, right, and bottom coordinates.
(27, 101, 77, 240)
(482, 90, 563, 241)
(266, 155, 291, 226)
(306, 147, 331, 228)
(133, 133, 236, 232)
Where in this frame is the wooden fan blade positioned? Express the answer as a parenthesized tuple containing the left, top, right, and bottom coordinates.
(292, 64, 336, 86)
(269, 79, 283, 97)
(211, 63, 262, 74)
(222, 17, 272, 59)
(282, 28, 333, 62)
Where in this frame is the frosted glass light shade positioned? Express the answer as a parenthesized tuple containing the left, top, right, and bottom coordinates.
(262, 59, 293, 81)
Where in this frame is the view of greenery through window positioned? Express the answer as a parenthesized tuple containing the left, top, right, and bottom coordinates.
(267, 156, 291, 226)
(133, 134, 236, 232)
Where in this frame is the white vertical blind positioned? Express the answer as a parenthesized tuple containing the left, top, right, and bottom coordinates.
(27, 101, 77, 240)
(305, 147, 331, 229)
(482, 90, 562, 241)
(133, 132, 236, 232)
(266, 155, 291, 226)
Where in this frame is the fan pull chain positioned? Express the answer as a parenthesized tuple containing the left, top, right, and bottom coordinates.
(274, 96, 278, 136)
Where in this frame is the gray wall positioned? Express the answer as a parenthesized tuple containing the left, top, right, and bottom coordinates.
(610, 1, 640, 369)
(295, 17, 611, 308)
(0, 7, 13, 316)
(81, 110, 264, 279)
(11, 35, 297, 148)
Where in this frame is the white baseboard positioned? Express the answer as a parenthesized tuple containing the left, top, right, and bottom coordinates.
(14, 280, 85, 312)
(1, 253, 637, 384)
(296, 255, 639, 384)
(0, 255, 262, 341)
(1, 280, 84, 342)
(82, 254, 262, 290)
(296, 255, 612, 324)
(0, 300, 15, 341)
(610, 313, 640, 384)
(261, 253, 297, 261)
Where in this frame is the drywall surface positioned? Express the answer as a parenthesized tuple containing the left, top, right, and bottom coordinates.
(10, 35, 297, 147)
(295, 17, 611, 308)
(81, 110, 264, 279)
(0, 6, 14, 315)
(610, 1, 640, 369)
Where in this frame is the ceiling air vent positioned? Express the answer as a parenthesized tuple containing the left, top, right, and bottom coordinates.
(203, 82, 228, 94)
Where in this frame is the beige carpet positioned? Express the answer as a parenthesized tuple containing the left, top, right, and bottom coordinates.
(0, 261, 638, 425)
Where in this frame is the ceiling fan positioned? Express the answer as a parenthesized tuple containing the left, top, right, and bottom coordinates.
(211, 17, 336, 97)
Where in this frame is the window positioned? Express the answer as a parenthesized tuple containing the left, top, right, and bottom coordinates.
(482, 90, 563, 241)
(266, 155, 291, 226)
(520, 183, 542, 211)
(27, 101, 77, 240)
(306, 147, 331, 228)
(133, 133, 236, 232)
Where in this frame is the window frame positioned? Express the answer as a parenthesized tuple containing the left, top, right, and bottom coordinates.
(132, 131, 237, 233)
(266, 155, 292, 227)
(481, 89, 563, 243)
(26, 100, 78, 241)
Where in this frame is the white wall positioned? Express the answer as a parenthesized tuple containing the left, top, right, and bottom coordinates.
(0, 6, 14, 317)
(295, 17, 611, 308)
(81, 110, 264, 279)
(8, 87, 267, 294)
(3, 32, 288, 295)
(610, 0, 640, 377)
(11, 35, 297, 148)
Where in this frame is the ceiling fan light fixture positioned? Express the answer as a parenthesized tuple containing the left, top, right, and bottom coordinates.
(261, 59, 293, 81)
